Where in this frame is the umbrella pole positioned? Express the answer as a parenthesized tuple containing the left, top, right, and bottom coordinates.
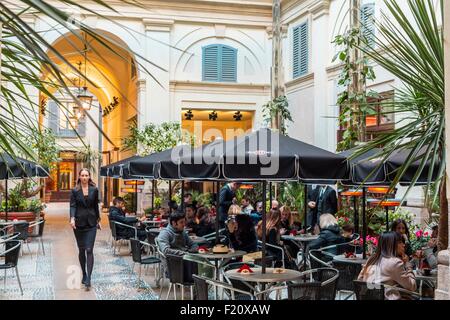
(269, 182, 272, 207)
(353, 196, 359, 234)
(152, 180, 155, 210)
(181, 180, 185, 212)
(385, 206, 389, 232)
(262, 181, 267, 274)
(168, 181, 172, 213)
(215, 181, 220, 244)
(362, 187, 367, 259)
(5, 178, 8, 221)
(135, 180, 138, 214)
(303, 184, 307, 230)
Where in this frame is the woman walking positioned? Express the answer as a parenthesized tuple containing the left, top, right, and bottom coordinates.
(70, 168, 100, 290)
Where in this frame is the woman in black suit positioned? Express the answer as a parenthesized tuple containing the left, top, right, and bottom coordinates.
(70, 168, 100, 290)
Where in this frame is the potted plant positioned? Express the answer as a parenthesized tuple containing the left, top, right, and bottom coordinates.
(0, 183, 46, 234)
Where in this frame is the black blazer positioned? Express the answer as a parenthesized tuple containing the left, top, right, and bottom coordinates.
(316, 186, 338, 216)
(218, 184, 235, 223)
(70, 186, 100, 228)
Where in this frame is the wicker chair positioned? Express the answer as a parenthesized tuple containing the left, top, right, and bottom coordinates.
(353, 280, 385, 300)
(332, 260, 362, 300)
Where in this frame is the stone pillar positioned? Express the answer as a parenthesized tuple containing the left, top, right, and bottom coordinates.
(308, 0, 331, 150)
(436, 0, 450, 300)
(141, 18, 173, 126)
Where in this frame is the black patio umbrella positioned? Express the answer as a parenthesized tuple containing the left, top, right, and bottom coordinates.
(159, 128, 349, 273)
(100, 155, 143, 179)
(161, 128, 348, 182)
(339, 147, 440, 259)
(1, 152, 49, 221)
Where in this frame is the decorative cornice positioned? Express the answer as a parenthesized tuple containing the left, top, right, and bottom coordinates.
(307, 0, 330, 20)
(170, 80, 270, 94)
(285, 72, 315, 92)
(137, 79, 147, 92)
(143, 18, 174, 32)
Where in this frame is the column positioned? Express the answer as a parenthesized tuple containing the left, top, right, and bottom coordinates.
(141, 18, 174, 127)
(436, 0, 450, 301)
(309, 0, 331, 150)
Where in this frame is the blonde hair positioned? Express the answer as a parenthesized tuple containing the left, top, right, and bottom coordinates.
(319, 213, 338, 229)
(228, 204, 242, 215)
(280, 205, 294, 226)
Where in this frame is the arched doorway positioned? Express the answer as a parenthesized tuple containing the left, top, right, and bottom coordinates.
(41, 30, 138, 204)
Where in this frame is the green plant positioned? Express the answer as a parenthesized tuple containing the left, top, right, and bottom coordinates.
(191, 190, 212, 208)
(262, 96, 293, 135)
(25, 128, 60, 171)
(410, 229, 431, 251)
(1, 0, 162, 161)
(75, 144, 100, 174)
(349, 0, 447, 250)
(279, 182, 304, 212)
(122, 193, 135, 213)
(1, 183, 45, 214)
(122, 121, 190, 156)
(154, 197, 162, 209)
(333, 28, 378, 151)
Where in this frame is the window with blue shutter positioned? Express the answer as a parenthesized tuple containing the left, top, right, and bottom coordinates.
(361, 3, 375, 47)
(202, 44, 237, 82)
(293, 22, 309, 79)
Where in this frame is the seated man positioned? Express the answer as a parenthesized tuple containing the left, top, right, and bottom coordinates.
(109, 197, 147, 241)
(157, 211, 199, 281)
(157, 211, 199, 256)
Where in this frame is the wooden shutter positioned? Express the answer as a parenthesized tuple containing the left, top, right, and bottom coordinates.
(293, 22, 308, 78)
(202, 45, 220, 81)
(361, 3, 375, 47)
(220, 45, 237, 82)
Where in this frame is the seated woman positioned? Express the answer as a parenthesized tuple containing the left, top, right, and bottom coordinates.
(226, 214, 257, 253)
(412, 224, 439, 270)
(391, 219, 413, 258)
(280, 206, 295, 236)
(194, 207, 215, 237)
(358, 231, 417, 300)
(257, 209, 284, 266)
(308, 214, 345, 256)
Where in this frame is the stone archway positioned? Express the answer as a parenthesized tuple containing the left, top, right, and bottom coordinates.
(40, 29, 139, 203)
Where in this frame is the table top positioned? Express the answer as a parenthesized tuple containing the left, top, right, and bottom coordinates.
(333, 253, 367, 265)
(281, 234, 319, 242)
(142, 219, 167, 225)
(225, 267, 303, 283)
(190, 249, 247, 260)
(414, 269, 438, 281)
(189, 235, 209, 244)
(0, 220, 27, 226)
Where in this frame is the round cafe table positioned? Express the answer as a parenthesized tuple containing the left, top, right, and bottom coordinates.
(185, 249, 247, 299)
(225, 267, 303, 300)
(225, 267, 302, 284)
(333, 253, 367, 265)
(142, 219, 167, 227)
(281, 234, 319, 270)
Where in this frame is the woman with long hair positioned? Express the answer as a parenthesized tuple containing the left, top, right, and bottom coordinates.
(358, 231, 416, 300)
(280, 206, 294, 235)
(70, 168, 100, 290)
(227, 214, 257, 253)
(308, 213, 345, 255)
(256, 208, 283, 266)
(390, 219, 413, 257)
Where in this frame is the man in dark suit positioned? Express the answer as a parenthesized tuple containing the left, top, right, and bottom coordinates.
(316, 185, 338, 218)
(109, 197, 148, 241)
(306, 184, 320, 229)
(218, 182, 239, 228)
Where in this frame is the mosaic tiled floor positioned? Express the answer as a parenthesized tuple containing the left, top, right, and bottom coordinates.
(91, 236, 159, 300)
(0, 242, 55, 300)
